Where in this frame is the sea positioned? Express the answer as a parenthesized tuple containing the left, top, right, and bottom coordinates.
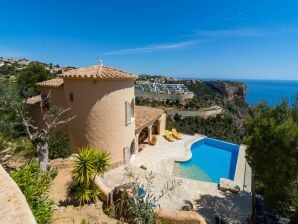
(195, 78, 298, 106)
(241, 79, 298, 106)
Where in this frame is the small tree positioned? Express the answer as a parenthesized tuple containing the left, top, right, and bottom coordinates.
(245, 97, 298, 213)
(71, 147, 110, 205)
(0, 82, 74, 172)
(17, 62, 50, 97)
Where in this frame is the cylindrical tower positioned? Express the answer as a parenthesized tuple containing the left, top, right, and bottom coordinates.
(60, 65, 137, 166)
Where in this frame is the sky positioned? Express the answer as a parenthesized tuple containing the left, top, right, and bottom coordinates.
(1, 0, 298, 80)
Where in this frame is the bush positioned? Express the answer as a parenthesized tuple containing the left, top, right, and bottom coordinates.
(16, 62, 50, 97)
(49, 132, 71, 159)
(245, 98, 298, 212)
(108, 167, 182, 224)
(0, 133, 8, 151)
(13, 137, 35, 158)
(11, 162, 54, 224)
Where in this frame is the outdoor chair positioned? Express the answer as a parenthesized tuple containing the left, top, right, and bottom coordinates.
(172, 128, 182, 139)
(165, 130, 175, 142)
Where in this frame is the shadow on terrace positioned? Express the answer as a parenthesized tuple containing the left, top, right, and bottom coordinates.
(182, 191, 251, 224)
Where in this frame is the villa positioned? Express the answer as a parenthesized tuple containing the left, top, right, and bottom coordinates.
(26, 63, 252, 223)
(27, 64, 166, 167)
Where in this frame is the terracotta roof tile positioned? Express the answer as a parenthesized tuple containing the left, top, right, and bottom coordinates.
(26, 95, 41, 105)
(135, 106, 164, 132)
(36, 78, 64, 88)
(59, 65, 137, 80)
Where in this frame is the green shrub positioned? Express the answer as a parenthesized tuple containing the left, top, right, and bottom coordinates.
(109, 167, 182, 224)
(11, 162, 54, 224)
(49, 132, 71, 159)
(80, 219, 90, 224)
(0, 133, 8, 151)
(13, 137, 35, 158)
(140, 165, 147, 170)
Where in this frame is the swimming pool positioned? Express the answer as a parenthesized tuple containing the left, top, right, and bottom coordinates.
(174, 137, 239, 183)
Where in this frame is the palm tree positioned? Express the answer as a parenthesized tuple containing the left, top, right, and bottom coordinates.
(72, 146, 110, 205)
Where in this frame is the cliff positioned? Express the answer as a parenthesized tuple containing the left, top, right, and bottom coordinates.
(205, 81, 247, 102)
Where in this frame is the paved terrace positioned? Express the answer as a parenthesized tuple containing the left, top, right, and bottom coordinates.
(102, 134, 252, 224)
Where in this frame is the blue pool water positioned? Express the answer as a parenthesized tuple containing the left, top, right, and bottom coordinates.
(175, 137, 239, 183)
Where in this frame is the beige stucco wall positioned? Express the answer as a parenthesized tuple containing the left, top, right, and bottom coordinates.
(40, 87, 66, 108)
(28, 103, 45, 130)
(0, 165, 36, 224)
(63, 79, 135, 165)
(38, 86, 68, 133)
(159, 113, 166, 135)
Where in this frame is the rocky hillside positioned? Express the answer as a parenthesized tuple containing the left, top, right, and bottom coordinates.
(205, 81, 247, 102)
(0, 57, 75, 78)
(136, 75, 250, 143)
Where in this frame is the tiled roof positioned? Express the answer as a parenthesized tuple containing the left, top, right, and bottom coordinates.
(26, 95, 41, 105)
(135, 106, 164, 132)
(59, 65, 137, 80)
(36, 78, 64, 88)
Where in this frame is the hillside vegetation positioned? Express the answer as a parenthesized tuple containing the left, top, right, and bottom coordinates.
(136, 75, 250, 143)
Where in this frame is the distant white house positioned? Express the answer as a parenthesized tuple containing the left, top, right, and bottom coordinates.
(136, 82, 191, 95)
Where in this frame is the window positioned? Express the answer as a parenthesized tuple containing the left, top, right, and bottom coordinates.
(126, 98, 135, 125)
(69, 93, 74, 101)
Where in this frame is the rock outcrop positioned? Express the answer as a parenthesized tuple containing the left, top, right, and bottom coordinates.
(205, 81, 247, 102)
(0, 164, 36, 224)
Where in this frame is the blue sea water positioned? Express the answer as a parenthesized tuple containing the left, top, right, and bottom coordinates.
(185, 77, 298, 106)
(242, 79, 298, 106)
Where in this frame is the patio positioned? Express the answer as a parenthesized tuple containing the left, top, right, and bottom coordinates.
(101, 134, 252, 223)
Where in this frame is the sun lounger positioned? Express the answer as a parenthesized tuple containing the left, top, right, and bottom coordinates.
(165, 130, 175, 142)
(218, 178, 240, 193)
(172, 128, 182, 139)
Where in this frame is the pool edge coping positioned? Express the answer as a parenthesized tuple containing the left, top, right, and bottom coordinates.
(172, 136, 251, 192)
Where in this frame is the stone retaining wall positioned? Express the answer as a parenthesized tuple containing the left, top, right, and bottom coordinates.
(155, 209, 207, 224)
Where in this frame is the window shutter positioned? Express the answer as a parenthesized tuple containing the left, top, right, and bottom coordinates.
(126, 101, 131, 124)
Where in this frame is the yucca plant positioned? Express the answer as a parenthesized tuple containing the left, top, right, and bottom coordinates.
(73, 147, 97, 185)
(72, 146, 110, 205)
(93, 150, 110, 177)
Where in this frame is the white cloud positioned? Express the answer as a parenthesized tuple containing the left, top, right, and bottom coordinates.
(195, 28, 272, 37)
(100, 40, 201, 56)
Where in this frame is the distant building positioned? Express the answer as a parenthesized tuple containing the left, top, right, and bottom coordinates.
(136, 83, 191, 95)
(18, 58, 30, 66)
